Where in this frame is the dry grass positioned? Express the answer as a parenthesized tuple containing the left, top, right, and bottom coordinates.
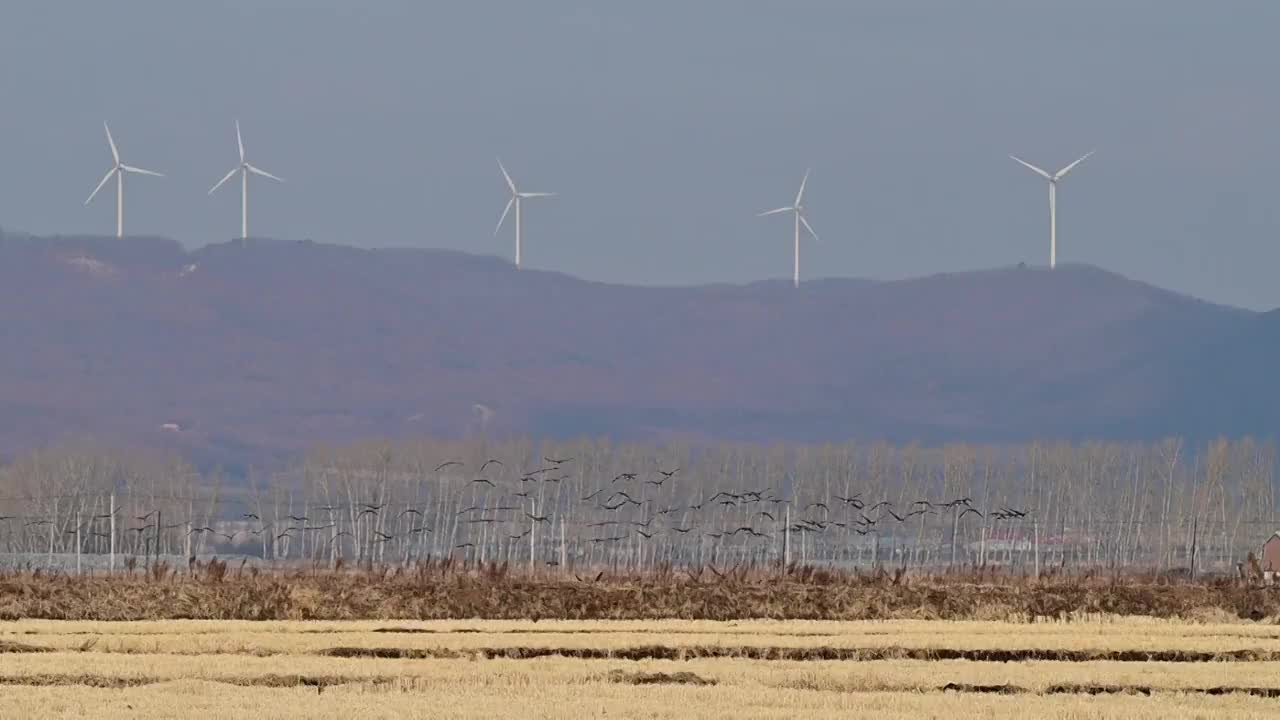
(3, 652, 1280, 692)
(6, 611, 1280, 717)
(6, 681, 1280, 720)
(7, 617, 1280, 658)
(1, 566, 1278, 622)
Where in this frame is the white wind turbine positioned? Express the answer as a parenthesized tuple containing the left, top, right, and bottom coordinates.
(1009, 150, 1094, 269)
(84, 122, 164, 238)
(209, 121, 284, 240)
(494, 159, 555, 268)
(759, 169, 818, 288)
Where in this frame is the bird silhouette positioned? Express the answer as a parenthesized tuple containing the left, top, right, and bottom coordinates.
(480, 459, 505, 472)
(435, 461, 463, 472)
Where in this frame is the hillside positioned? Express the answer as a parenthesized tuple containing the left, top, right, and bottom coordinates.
(0, 231, 1267, 469)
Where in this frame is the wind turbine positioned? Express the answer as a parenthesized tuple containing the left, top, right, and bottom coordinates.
(494, 159, 555, 268)
(1009, 150, 1094, 269)
(209, 121, 284, 241)
(84, 122, 164, 238)
(759, 169, 818, 288)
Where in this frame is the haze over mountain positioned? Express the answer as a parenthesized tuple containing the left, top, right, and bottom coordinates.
(1, 231, 1271, 470)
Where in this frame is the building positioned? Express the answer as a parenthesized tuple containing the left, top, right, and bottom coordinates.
(1263, 532, 1280, 572)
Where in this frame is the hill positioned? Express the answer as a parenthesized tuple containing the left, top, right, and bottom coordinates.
(0, 231, 1268, 469)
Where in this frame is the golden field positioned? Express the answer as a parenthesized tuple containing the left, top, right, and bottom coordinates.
(4, 617, 1280, 718)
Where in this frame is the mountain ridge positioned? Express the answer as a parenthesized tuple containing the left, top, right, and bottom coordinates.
(0, 230, 1271, 470)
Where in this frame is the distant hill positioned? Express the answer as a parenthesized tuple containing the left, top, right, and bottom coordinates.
(0, 230, 1270, 470)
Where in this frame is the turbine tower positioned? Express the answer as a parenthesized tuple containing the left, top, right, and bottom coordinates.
(1009, 151, 1094, 269)
(209, 121, 284, 241)
(84, 122, 164, 238)
(759, 169, 818, 288)
(494, 159, 555, 268)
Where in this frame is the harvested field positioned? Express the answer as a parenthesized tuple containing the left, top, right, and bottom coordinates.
(6, 617, 1280, 717)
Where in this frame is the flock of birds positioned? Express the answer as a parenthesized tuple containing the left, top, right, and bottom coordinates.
(3, 455, 1034, 567)
(234, 455, 1036, 563)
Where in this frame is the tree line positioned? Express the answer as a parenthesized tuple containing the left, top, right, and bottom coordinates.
(0, 436, 1273, 574)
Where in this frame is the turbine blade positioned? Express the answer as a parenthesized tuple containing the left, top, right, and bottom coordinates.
(104, 122, 119, 164)
(236, 120, 245, 163)
(494, 197, 514, 236)
(518, 192, 555, 198)
(799, 214, 819, 241)
(497, 158, 516, 194)
(1054, 150, 1095, 180)
(85, 168, 116, 205)
(1009, 155, 1051, 180)
(120, 165, 164, 178)
(758, 207, 792, 217)
(246, 164, 284, 182)
(209, 167, 239, 194)
(795, 169, 810, 206)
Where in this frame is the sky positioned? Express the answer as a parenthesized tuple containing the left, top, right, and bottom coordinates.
(1, 1, 1278, 309)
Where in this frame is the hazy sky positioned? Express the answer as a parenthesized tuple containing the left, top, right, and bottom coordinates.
(2, 2, 1278, 308)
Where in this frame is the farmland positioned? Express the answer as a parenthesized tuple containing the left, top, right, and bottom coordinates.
(4, 614, 1280, 718)
(5, 438, 1280, 716)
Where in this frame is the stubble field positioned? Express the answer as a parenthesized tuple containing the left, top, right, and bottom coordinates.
(4, 615, 1280, 718)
